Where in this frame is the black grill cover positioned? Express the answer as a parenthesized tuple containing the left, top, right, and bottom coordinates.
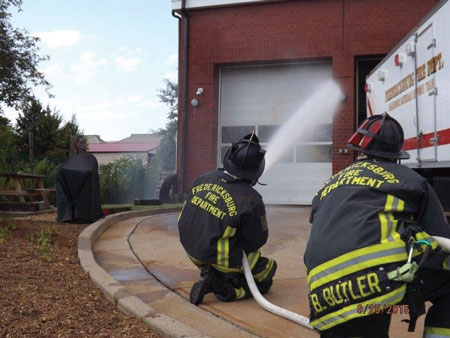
(56, 153, 103, 223)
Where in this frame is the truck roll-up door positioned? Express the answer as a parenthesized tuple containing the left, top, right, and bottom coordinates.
(416, 23, 438, 162)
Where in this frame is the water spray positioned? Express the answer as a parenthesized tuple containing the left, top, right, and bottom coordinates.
(239, 79, 344, 330)
(263, 79, 345, 172)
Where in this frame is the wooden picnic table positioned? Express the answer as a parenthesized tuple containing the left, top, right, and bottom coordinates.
(0, 173, 55, 210)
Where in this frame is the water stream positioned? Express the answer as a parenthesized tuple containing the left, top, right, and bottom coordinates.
(263, 79, 345, 172)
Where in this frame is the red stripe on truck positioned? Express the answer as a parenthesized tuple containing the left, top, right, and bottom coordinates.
(403, 128, 450, 151)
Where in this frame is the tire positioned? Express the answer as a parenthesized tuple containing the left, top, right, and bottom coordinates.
(159, 174, 177, 203)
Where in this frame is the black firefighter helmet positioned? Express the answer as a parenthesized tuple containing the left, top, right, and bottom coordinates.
(223, 132, 266, 181)
(347, 113, 410, 160)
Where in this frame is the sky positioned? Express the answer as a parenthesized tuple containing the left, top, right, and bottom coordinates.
(3, 0, 178, 141)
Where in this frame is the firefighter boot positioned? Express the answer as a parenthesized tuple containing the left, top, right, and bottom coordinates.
(190, 266, 224, 305)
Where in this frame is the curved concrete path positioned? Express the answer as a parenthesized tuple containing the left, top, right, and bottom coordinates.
(91, 207, 426, 337)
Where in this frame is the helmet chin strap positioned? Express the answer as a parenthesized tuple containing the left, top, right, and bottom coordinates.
(223, 170, 241, 180)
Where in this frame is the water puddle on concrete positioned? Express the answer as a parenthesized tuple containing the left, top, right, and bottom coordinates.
(109, 266, 150, 282)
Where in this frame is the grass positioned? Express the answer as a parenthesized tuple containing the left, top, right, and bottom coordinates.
(34, 223, 57, 262)
(0, 218, 15, 244)
(102, 203, 183, 211)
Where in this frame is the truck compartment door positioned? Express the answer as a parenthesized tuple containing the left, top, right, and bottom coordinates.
(416, 23, 438, 162)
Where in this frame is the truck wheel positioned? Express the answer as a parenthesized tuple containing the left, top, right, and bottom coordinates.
(159, 174, 177, 203)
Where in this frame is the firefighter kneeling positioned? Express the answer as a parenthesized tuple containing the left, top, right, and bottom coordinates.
(178, 133, 277, 305)
(304, 114, 450, 337)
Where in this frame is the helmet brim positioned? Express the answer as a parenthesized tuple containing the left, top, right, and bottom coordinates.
(223, 147, 265, 181)
(347, 143, 410, 160)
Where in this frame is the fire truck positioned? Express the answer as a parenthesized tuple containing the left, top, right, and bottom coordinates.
(366, 0, 450, 212)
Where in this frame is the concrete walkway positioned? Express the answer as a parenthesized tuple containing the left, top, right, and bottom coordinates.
(91, 206, 426, 337)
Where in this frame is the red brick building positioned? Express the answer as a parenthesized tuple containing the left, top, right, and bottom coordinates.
(171, 0, 439, 204)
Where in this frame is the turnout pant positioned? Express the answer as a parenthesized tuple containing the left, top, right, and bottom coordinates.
(319, 269, 450, 338)
(190, 251, 277, 302)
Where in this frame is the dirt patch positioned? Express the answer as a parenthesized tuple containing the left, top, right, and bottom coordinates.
(0, 213, 160, 337)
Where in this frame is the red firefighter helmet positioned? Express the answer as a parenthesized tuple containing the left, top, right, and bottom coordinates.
(347, 113, 410, 160)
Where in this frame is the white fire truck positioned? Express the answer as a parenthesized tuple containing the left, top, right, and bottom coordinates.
(366, 0, 450, 212)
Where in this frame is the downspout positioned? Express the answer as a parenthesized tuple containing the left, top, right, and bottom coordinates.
(172, 0, 189, 198)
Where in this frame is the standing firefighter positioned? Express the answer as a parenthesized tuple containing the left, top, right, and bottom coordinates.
(304, 114, 450, 337)
(178, 133, 277, 305)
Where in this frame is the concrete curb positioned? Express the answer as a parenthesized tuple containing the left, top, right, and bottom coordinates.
(78, 208, 207, 338)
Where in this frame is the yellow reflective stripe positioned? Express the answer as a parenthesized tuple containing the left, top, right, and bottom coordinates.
(424, 327, 450, 337)
(253, 258, 274, 282)
(217, 226, 237, 267)
(412, 232, 439, 257)
(443, 256, 450, 271)
(188, 254, 204, 266)
(224, 235, 230, 267)
(311, 284, 406, 331)
(235, 287, 246, 300)
(308, 241, 407, 291)
(177, 201, 186, 222)
(247, 251, 261, 270)
(379, 195, 404, 244)
(415, 232, 439, 249)
(213, 264, 241, 273)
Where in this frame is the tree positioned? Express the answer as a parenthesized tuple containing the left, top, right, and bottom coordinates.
(0, 115, 21, 172)
(15, 97, 62, 159)
(0, 0, 50, 114)
(157, 79, 178, 171)
(157, 79, 178, 120)
(14, 97, 84, 184)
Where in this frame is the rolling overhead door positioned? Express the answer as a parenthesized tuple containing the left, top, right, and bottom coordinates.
(219, 62, 333, 204)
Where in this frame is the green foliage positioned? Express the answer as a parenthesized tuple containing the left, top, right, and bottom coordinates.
(8, 97, 84, 184)
(0, 116, 22, 172)
(36, 223, 56, 262)
(0, 218, 15, 244)
(157, 79, 178, 172)
(16, 97, 62, 158)
(99, 157, 159, 204)
(157, 79, 178, 121)
(0, 0, 51, 114)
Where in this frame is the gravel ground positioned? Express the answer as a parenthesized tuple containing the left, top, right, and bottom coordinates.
(0, 213, 160, 337)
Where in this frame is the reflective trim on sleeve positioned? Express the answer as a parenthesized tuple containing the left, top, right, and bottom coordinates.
(308, 241, 407, 291)
(235, 286, 246, 300)
(247, 251, 261, 270)
(310, 284, 406, 331)
(253, 258, 275, 283)
(443, 256, 450, 271)
(217, 226, 237, 268)
(178, 201, 187, 222)
(424, 326, 450, 337)
(379, 194, 404, 244)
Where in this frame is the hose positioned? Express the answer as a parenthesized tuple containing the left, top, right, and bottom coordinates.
(241, 251, 315, 330)
(241, 237, 450, 330)
(432, 236, 450, 253)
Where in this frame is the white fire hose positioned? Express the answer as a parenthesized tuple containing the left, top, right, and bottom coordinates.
(433, 236, 450, 253)
(241, 236, 450, 330)
(241, 251, 314, 330)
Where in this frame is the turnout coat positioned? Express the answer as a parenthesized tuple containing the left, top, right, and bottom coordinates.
(304, 158, 450, 331)
(178, 169, 268, 270)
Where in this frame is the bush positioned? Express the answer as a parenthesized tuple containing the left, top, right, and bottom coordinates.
(99, 156, 161, 204)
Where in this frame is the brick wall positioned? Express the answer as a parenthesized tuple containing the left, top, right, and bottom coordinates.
(177, 0, 439, 191)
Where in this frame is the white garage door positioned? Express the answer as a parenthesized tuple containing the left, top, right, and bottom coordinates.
(219, 62, 333, 204)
